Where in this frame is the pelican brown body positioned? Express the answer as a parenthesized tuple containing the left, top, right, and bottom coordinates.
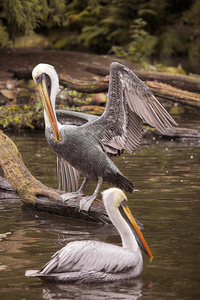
(32, 62, 177, 210)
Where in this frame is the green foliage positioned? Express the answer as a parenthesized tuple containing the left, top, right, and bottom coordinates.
(0, 0, 66, 43)
(179, 0, 200, 64)
(0, 98, 44, 129)
(112, 18, 157, 64)
(0, 0, 200, 68)
(0, 22, 10, 46)
(0, 0, 47, 38)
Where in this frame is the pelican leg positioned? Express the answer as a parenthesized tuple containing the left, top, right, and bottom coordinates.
(61, 178, 89, 202)
(79, 177, 103, 212)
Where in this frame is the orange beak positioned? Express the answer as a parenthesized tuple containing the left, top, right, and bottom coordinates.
(37, 80, 61, 142)
(121, 201, 153, 261)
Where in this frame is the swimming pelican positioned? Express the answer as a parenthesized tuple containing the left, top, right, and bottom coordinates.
(25, 188, 153, 283)
(32, 62, 177, 211)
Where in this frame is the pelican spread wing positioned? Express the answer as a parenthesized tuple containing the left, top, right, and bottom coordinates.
(52, 63, 177, 193)
(87, 62, 177, 155)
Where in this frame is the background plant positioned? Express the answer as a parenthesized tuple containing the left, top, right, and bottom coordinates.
(0, 0, 199, 69)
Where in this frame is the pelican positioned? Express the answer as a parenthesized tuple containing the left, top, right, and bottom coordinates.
(25, 188, 153, 283)
(32, 62, 177, 210)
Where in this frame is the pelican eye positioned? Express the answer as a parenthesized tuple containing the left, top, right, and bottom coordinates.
(118, 198, 127, 213)
(35, 74, 42, 85)
(121, 198, 128, 207)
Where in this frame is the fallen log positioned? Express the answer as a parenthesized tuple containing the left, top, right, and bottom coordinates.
(59, 73, 200, 108)
(146, 81, 200, 108)
(85, 65, 200, 93)
(135, 70, 200, 93)
(9, 64, 200, 93)
(0, 130, 110, 223)
(8, 67, 200, 108)
(59, 74, 109, 93)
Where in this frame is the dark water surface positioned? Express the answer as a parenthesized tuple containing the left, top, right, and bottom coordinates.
(1, 116, 200, 299)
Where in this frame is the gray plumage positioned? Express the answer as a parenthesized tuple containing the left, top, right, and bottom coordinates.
(55, 110, 99, 191)
(32, 62, 177, 210)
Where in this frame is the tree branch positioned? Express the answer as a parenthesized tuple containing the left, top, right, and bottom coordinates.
(0, 131, 110, 223)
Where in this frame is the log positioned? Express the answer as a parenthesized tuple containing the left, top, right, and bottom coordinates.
(9, 65, 200, 93)
(59, 74, 109, 93)
(149, 126, 200, 138)
(146, 81, 200, 108)
(0, 130, 110, 223)
(8, 67, 200, 108)
(135, 70, 200, 93)
(85, 65, 200, 93)
(59, 73, 200, 108)
(9, 68, 32, 80)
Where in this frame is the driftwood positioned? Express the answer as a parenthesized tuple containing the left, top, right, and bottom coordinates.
(8, 67, 200, 108)
(85, 65, 200, 93)
(59, 74, 109, 93)
(149, 126, 200, 138)
(135, 70, 200, 93)
(146, 81, 200, 108)
(0, 130, 110, 223)
(59, 74, 200, 108)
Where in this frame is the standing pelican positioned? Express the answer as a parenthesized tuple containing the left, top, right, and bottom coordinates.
(25, 188, 153, 283)
(32, 62, 177, 211)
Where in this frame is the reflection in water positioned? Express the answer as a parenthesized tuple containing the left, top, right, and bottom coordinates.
(35, 278, 143, 300)
(0, 124, 200, 299)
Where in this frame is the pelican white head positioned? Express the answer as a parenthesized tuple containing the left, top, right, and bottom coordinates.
(32, 63, 61, 141)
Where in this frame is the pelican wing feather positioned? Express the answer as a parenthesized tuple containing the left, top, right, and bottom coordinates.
(56, 110, 99, 126)
(57, 156, 80, 192)
(55, 110, 98, 192)
(40, 240, 138, 275)
(85, 62, 177, 155)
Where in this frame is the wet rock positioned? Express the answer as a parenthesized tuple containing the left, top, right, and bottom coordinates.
(6, 80, 15, 90)
(0, 89, 16, 100)
(0, 93, 8, 105)
(91, 93, 107, 105)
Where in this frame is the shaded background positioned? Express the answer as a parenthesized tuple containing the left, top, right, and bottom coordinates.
(0, 0, 200, 73)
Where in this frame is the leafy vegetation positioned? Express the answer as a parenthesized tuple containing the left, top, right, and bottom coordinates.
(0, 98, 44, 130)
(0, 89, 101, 130)
(0, 0, 200, 65)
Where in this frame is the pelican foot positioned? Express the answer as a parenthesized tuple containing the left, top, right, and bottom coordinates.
(79, 195, 96, 212)
(61, 192, 84, 203)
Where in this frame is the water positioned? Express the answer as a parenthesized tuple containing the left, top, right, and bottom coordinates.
(1, 117, 200, 299)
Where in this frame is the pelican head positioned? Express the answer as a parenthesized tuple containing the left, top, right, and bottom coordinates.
(32, 63, 61, 142)
(102, 188, 153, 261)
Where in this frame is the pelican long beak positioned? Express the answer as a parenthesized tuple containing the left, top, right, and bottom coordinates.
(119, 200, 153, 261)
(37, 77, 61, 142)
